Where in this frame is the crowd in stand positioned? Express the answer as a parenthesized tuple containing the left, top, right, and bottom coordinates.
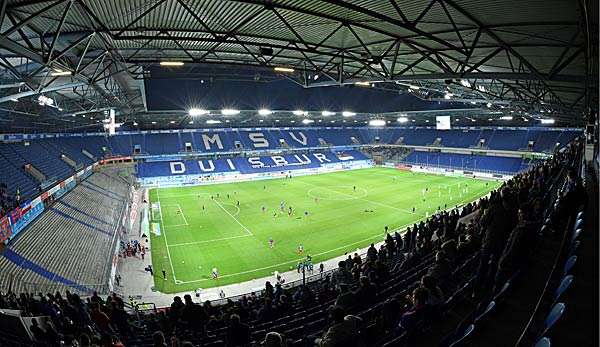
(0, 140, 585, 347)
(0, 183, 18, 219)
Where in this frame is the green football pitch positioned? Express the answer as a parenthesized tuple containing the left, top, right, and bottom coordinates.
(148, 167, 500, 293)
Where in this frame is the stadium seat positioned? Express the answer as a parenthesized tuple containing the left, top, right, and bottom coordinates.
(571, 228, 583, 243)
(569, 240, 580, 256)
(573, 218, 584, 231)
(494, 280, 511, 303)
(554, 275, 574, 303)
(540, 303, 565, 338)
(473, 301, 495, 325)
(563, 255, 577, 276)
(534, 337, 551, 347)
(448, 324, 475, 347)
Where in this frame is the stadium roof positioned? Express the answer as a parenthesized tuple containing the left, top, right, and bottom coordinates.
(0, 0, 597, 132)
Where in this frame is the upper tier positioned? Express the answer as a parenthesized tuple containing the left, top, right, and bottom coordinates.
(0, 127, 580, 200)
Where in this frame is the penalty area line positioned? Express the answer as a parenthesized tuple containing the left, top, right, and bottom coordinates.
(156, 189, 178, 284)
(168, 234, 252, 247)
(212, 199, 253, 236)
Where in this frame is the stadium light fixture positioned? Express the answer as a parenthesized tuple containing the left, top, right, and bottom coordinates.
(460, 80, 471, 88)
(188, 108, 209, 116)
(50, 70, 72, 76)
(152, 121, 157, 124)
(321, 111, 335, 116)
(160, 61, 184, 67)
(477, 85, 486, 92)
(409, 85, 420, 90)
(274, 66, 294, 73)
(170, 120, 175, 124)
(206, 119, 222, 124)
(258, 109, 272, 116)
(444, 93, 452, 100)
(342, 111, 356, 117)
(221, 109, 240, 115)
(302, 119, 314, 124)
(37, 95, 54, 106)
(189, 120, 194, 124)
(500, 116, 513, 120)
(368, 119, 386, 126)
(292, 110, 306, 116)
(10, 98, 19, 102)
(540, 118, 555, 124)
(397, 116, 409, 123)
(486, 103, 492, 108)
(355, 81, 371, 86)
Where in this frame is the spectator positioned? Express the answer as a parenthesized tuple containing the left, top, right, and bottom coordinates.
(262, 331, 286, 347)
(225, 314, 251, 347)
(399, 287, 429, 331)
(30, 318, 46, 343)
(474, 192, 513, 296)
(181, 294, 207, 334)
(152, 331, 168, 347)
(367, 243, 378, 261)
(90, 303, 112, 333)
(316, 306, 362, 347)
(494, 205, 538, 290)
(420, 275, 444, 306)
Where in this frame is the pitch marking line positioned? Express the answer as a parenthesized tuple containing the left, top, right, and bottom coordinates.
(168, 234, 252, 247)
(176, 203, 189, 225)
(173, 188, 492, 285)
(156, 190, 177, 283)
(299, 180, 422, 217)
(213, 199, 253, 236)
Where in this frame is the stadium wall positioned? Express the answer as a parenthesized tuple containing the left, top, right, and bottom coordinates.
(138, 159, 374, 187)
(383, 162, 513, 181)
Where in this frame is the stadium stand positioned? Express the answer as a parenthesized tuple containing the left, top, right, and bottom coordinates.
(0, 127, 580, 201)
(0, 169, 130, 296)
(0, 137, 587, 347)
(401, 152, 525, 174)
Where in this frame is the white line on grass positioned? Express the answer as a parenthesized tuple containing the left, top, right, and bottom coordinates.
(168, 234, 252, 247)
(176, 203, 189, 225)
(212, 199, 253, 236)
(156, 189, 177, 283)
(173, 187, 492, 285)
(174, 220, 414, 284)
(298, 180, 423, 216)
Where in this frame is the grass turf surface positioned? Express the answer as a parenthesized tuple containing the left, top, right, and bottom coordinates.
(149, 167, 500, 293)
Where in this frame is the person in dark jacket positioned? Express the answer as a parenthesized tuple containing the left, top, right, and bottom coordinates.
(225, 314, 251, 346)
(494, 206, 538, 290)
(474, 191, 514, 296)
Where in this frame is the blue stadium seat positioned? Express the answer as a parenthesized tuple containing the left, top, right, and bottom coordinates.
(448, 324, 475, 347)
(540, 303, 565, 338)
(569, 240, 580, 256)
(563, 255, 577, 276)
(554, 275, 573, 303)
(534, 337, 551, 347)
(473, 300, 495, 324)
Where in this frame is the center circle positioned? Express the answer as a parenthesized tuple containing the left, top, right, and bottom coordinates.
(307, 186, 368, 201)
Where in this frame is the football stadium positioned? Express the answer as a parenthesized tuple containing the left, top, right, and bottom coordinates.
(0, 1, 598, 346)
